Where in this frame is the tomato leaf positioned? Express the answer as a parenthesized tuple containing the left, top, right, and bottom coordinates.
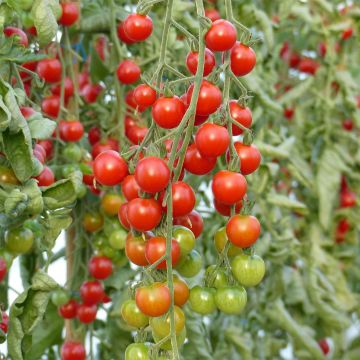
(0, 95, 11, 130)
(27, 113, 56, 140)
(89, 45, 110, 83)
(267, 193, 308, 214)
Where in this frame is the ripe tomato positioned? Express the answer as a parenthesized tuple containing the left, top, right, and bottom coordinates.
(91, 138, 119, 158)
(0, 165, 20, 185)
(125, 233, 149, 266)
(135, 282, 171, 317)
(341, 27, 353, 40)
(37, 59, 62, 83)
(150, 305, 185, 337)
(173, 210, 203, 238)
(125, 343, 149, 360)
(127, 198, 162, 231)
(88, 126, 101, 145)
(89, 256, 113, 280)
(4, 26, 28, 47)
(205, 265, 228, 288)
(61, 341, 86, 360)
(59, 299, 78, 319)
(80, 280, 104, 305)
(118, 203, 130, 229)
(173, 275, 190, 306)
(205, 8, 221, 22)
(51, 77, 74, 99)
(35, 166, 55, 186)
(226, 215, 261, 248)
(230, 42, 256, 76)
(134, 157, 170, 194)
(121, 175, 140, 201)
(5, 227, 34, 254)
(205, 19, 237, 52)
(127, 125, 148, 145)
(81, 83, 103, 103)
(82, 212, 104, 232)
(134, 84, 157, 108)
(59, 120, 84, 142)
(117, 22, 135, 44)
(195, 123, 230, 158)
(19, 61, 37, 80)
(152, 96, 185, 129)
(0, 312, 9, 333)
(101, 193, 123, 215)
(41, 95, 60, 118)
(214, 226, 242, 256)
(173, 226, 195, 256)
(176, 249, 202, 278)
(145, 236, 181, 269)
(187, 80, 222, 116)
(186, 48, 216, 76)
(212, 170, 247, 205)
(283, 107, 295, 120)
(116, 60, 141, 84)
(77, 303, 97, 323)
(340, 190, 356, 208)
(214, 198, 242, 217)
(20, 106, 35, 119)
(342, 119, 353, 131)
(38, 140, 54, 159)
(318, 339, 330, 355)
(59, 2, 79, 26)
(121, 299, 149, 328)
(125, 89, 147, 112)
(229, 100, 252, 135)
(184, 143, 216, 175)
(189, 286, 216, 315)
(229, 142, 261, 175)
(93, 150, 128, 186)
(123, 14, 153, 42)
(215, 286, 247, 314)
(0, 257, 7, 282)
(298, 58, 320, 75)
(231, 254, 265, 287)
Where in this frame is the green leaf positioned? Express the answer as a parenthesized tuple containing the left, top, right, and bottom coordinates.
(267, 193, 308, 214)
(27, 114, 57, 140)
(89, 44, 110, 83)
(41, 213, 72, 251)
(0, 95, 11, 130)
(42, 178, 79, 210)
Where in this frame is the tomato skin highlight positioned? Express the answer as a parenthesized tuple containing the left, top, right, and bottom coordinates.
(145, 236, 181, 269)
(230, 42, 256, 76)
(205, 19, 237, 52)
(61, 341, 86, 360)
(127, 198, 162, 232)
(226, 215, 261, 248)
(37, 59, 62, 83)
(116, 60, 141, 84)
(186, 48, 216, 76)
(123, 14, 153, 42)
(152, 96, 186, 129)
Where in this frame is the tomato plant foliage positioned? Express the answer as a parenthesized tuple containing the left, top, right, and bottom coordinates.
(0, 0, 359, 359)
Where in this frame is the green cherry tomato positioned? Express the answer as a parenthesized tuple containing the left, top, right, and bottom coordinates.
(231, 254, 265, 287)
(150, 305, 185, 337)
(176, 249, 202, 278)
(189, 286, 216, 315)
(121, 299, 149, 328)
(5, 227, 34, 254)
(214, 227, 242, 257)
(215, 286, 247, 315)
(62, 164, 79, 178)
(205, 265, 228, 288)
(173, 225, 196, 257)
(63, 143, 82, 162)
(109, 228, 127, 250)
(152, 327, 187, 351)
(125, 343, 149, 360)
(51, 289, 70, 306)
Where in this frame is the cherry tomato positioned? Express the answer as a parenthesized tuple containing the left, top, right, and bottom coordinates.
(81, 83, 103, 103)
(229, 142, 261, 175)
(80, 280, 104, 305)
(135, 157, 170, 194)
(150, 305, 185, 337)
(145, 236, 181, 269)
(189, 286, 216, 315)
(230, 42, 256, 76)
(89, 256, 113, 280)
(212, 170, 247, 205)
(173, 210, 203, 238)
(82, 212, 104, 232)
(152, 96, 185, 129)
(37, 59, 62, 83)
(125, 343, 149, 360)
(135, 282, 171, 317)
(340, 190, 356, 208)
(109, 228, 127, 249)
(88, 126, 101, 145)
(77, 303, 97, 323)
(61, 341, 86, 360)
(231, 254, 265, 287)
(123, 14, 153, 42)
(59, 2, 79, 26)
(5, 227, 34, 254)
(226, 215, 261, 248)
(173, 275, 190, 306)
(195, 123, 230, 158)
(117, 22, 135, 44)
(19, 61, 37, 80)
(184, 143, 217, 175)
(59, 120, 84, 142)
(187, 80, 222, 116)
(215, 286, 247, 314)
(0, 165, 20, 185)
(0, 312, 9, 333)
(173, 225, 195, 256)
(298, 58, 320, 75)
(134, 84, 157, 108)
(125, 89, 147, 112)
(0, 257, 7, 282)
(118, 203, 131, 230)
(205, 8, 221, 22)
(41, 95, 60, 118)
(35, 166, 55, 186)
(127, 198, 162, 231)
(342, 119, 353, 131)
(122, 175, 141, 201)
(125, 233, 149, 266)
(101, 193, 123, 216)
(59, 299, 78, 319)
(4, 26, 28, 47)
(127, 125, 148, 145)
(186, 48, 216, 76)
(318, 339, 330, 355)
(121, 299, 149, 328)
(93, 150, 128, 186)
(214, 226, 242, 257)
(205, 19, 237, 52)
(205, 265, 228, 288)
(176, 249, 202, 278)
(20, 106, 35, 119)
(229, 100, 252, 135)
(214, 198, 242, 217)
(91, 138, 119, 158)
(38, 140, 54, 159)
(51, 77, 74, 99)
(341, 27, 353, 40)
(116, 60, 141, 84)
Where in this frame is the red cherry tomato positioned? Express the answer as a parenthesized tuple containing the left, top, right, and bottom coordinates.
(19, 61, 37, 80)
(116, 60, 141, 84)
(41, 95, 60, 118)
(89, 256, 113, 280)
(59, 120, 84, 142)
(127, 125, 148, 145)
(4, 27, 28, 47)
(342, 119, 353, 131)
(20, 106, 35, 119)
(38, 140, 54, 159)
(91, 139, 119, 158)
(184, 143, 216, 175)
(80, 280, 104, 305)
(77, 303, 97, 324)
(298, 58, 320, 75)
(125, 89, 147, 112)
(229, 142, 261, 175)
(173, 210, 203, 238)
(214, 198, 242, 216)
(61, 341, 86, 360)
(35, 166, 55, 186)
(88, 126, 101, 145)
(134, 84, 157, 108)
(135, 157, 170, 193)
(230, 42, 256, 76)
(118, 203, 131, 230)
(127, 198, 162, 231)
(341, 27, 353, 40)
(205, 8, 221, 22)
(51, 77, 74, 99)
(212, 170, 247, 205)
(117, 22, 135, 44)
(93, 150, 128, 186)
(186, 48, 216, 76)
(123, 14, 153, 42)
(229, 100, 252, 135)
(121, 175, 141, 201)
(205, 19, 237, 52)
(340, 190, 356, 208)
(37, 59, 62, 83)
(81, 83, 103, 103)
(0, 312, 8, 333)
(0, 257, 7, 282)
(59, 2, 80, 26)
(145, 236, 181, 269)
(318, 339, 330, 355)
(152, 96, 186, 129)
(226, 215, 261, 248)
(125, 233, 149, 266)
(59, 300, 78, 319)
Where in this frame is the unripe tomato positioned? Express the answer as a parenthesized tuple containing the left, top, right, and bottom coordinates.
(0, 165, 20, 185)
(145, 236, 181, 269)
(212, 170, 247, 205)
(82, 212, 104, 232)
(229, 100, 252, 135)
(230, 42, 256, 76)
(41, 95, 60, 118)
(125, 343, 149, 360)
(101, 193, 123, 215)
(215, 286, 247, 314)
(121, 299, 149, 328)
(59, 299, 78, 319)
(59, 120, 84, 142)
(184, 143, 217, 175)
(80, 280, 104, 305)
(89, 256, 113, 279)
(109, 228, 127, 249)
(59, 2, 80, 26)
(205, 19, 237, 52)
(152, 96, 185, 129)
(214, 227, 242, 257)
(123, 14, 153, 42)
(37, 59, 62, 83)
(214, 198, 242, 217)
(51, 77, 74, 99)
(173, 226, 195, 256)
(117, 22, 135, 44)
(77, 303, 97, 323)
(0, 257, 7, 282)
(93, 150, 128, 186)
(133, 84, 157, 108)
(51, 289, 69, 307)
(230, 142, 261, 175)
(5, 227, 34, 254)
(121, 175, 140, 201)
(173, 210, 203, 238)
(186, 48, 216, 76)
(135, 282, 171, 317)
(150, 305, 185, 337)
(127, 198, 162, 232)
(4, 27, 28, 47)
(226, 215, 261, 248)
(125, 232, 148, 266)
(205, 265, 228, 288)
(61, 341, 86, 360)
(231, 254, 265, 287)
(176, 249, 202, 278)
(116, 60, 141, 84)
(189, 286, 216, 315)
